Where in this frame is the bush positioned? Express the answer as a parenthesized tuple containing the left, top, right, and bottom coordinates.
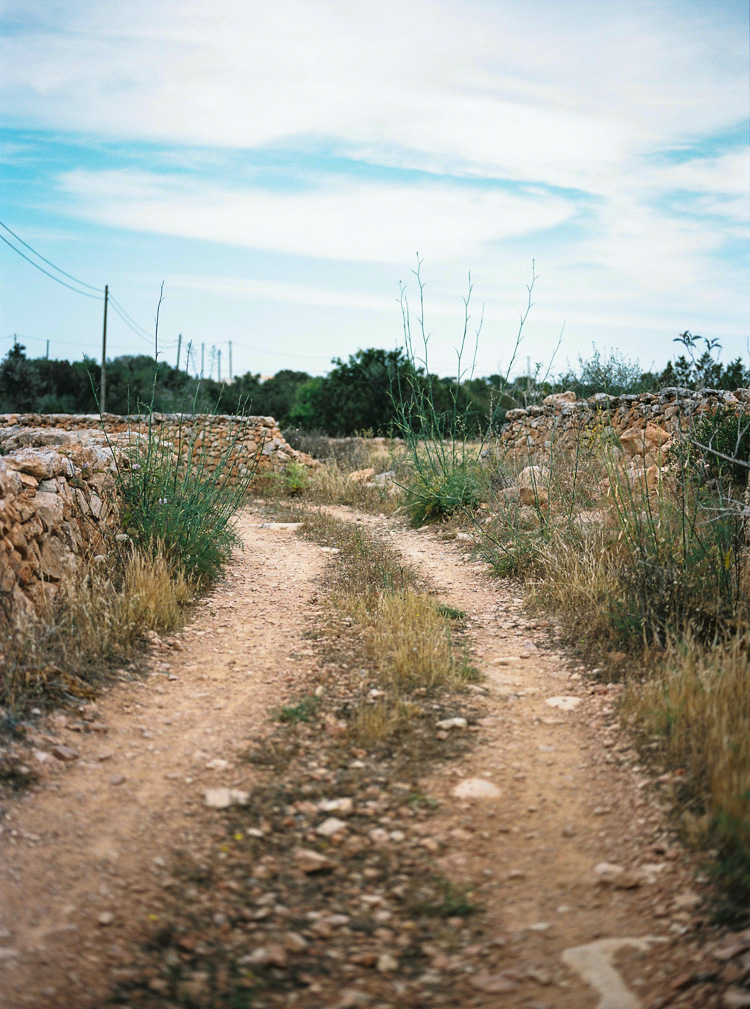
(394, 259, 535, 526)
(117, 413, 261, 585)
(683, 406, 750, 488)
(405, 461, 486, 527)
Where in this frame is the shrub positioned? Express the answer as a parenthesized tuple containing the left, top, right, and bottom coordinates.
(682, 406, 750, 488)
(405, 460, 486, 527)
(117, 412, 261, 585)
(394, 259, 535, 525)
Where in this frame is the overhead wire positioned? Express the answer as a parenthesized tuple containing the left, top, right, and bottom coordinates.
(0, 232, 103, 300)
(0, 220, 102, 292)
(108, 299, 154, 345)
(108, 294, 155, 342)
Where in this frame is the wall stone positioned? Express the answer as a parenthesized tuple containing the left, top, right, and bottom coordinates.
(498, 388, 750, 463)
(0, 413, 315, 481)
(0, 434, 122, 627)
(0, 415, 312, 626)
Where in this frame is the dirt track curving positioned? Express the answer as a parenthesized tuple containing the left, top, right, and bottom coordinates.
(0, 504, 726, 1008)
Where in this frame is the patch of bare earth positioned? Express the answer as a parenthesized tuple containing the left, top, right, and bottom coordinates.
(0, 504, 743, 1009)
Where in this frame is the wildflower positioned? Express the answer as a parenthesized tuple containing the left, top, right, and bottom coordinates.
(158, 497, 168, 505)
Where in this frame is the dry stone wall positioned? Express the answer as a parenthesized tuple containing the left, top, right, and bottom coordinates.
(0, 413, 315, 482)
(0, 414, 311, 625)
(499, 388, 750, 463)
(0, 434, 121, 626)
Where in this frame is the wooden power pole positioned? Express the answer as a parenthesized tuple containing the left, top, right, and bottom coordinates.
(176, 333, 182, 371)
(101, 284, 109, 413)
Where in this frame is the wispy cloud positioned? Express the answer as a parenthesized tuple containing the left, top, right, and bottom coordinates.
(0, 0, 746, 372)
(58, 168, 576, 263)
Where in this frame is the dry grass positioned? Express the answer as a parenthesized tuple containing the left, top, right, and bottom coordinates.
(0, 548, 193, 715)
(302, 510, 477, 745)
(255, 436, 408, 514)
(622, 636, 750, 898)
(468, 432, 750, 897)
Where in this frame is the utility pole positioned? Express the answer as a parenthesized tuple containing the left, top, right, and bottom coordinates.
(101, 284, 109, 413)
(13, 333, 17, 346)
(201, 342, 205, 379)
(176, 333, 182, 371)
(218, 348, 222, 383)
(45, 339, 49, 359)
(228, 341, 233, 383)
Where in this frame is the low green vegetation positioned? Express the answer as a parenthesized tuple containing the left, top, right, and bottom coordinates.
(4, 331, 746, 432)
(116, 410, 261, 585)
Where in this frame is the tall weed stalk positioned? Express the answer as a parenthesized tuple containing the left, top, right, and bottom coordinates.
(394, 258, 536, 525)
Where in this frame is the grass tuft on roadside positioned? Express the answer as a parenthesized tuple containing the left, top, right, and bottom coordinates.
(301, 510, 478, 748)
(0, 547, 192, 717)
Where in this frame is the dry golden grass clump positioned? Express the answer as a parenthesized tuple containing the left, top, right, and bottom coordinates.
(302, 510, 476, 746)
(0, 547, 193, 715)
(470, 428, 750, 898)
(256, 435, 408, 514)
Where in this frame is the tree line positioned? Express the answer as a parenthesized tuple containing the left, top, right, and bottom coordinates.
(1, 342, 747, 437)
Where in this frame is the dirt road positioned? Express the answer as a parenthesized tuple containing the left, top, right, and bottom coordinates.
(0, 505, 724, 1008)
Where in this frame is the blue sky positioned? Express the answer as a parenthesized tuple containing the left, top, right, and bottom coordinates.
(0, 0, 747, 380)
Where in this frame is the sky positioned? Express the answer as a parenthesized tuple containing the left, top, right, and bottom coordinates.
(0, 0, 748, 381)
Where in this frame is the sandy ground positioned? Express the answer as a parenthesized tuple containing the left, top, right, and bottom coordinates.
(0, 504, 717, 1008)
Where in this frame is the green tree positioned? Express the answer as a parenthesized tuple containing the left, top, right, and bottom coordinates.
(290, 349, 414, 435)
(0, 344, 42, 411)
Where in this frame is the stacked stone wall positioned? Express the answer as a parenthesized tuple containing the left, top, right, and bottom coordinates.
(0, 414, 311, 625)
(0, 435, 122, 626)
(499, 388, 750, 463)
(0, 413, 314, 481)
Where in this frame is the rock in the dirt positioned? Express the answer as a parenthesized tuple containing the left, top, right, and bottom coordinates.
(283, 931, 308, 953)
(722, 989, 750, 1009)
(316, 817, 348, 837)
(594, 862, 625, 884)
(203, 788, 249, 809)
(470, 970, 518, 993)
(452, 778, 502, 799)
(436, 717, 468, 730)
(97, 911, 114, 926)
(238, 945, 287, 968)
(335, 990, 371, 1009)
(51, 744, 79, 761)
(294, 848, 334, 873)
(593, 862, 644, 889)
(318, 797, 354, 815)
(545, 696, 581, 711)
(109, 773, 126, 786)
(376, 953, 399, 973)
(562, 937, 651, 1009)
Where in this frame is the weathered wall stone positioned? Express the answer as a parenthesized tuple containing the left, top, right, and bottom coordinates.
(0, 413, 315, 482)
(0, 437, 121, 626)
(0, 415, 311, 626)
(498, 388, 750, 463)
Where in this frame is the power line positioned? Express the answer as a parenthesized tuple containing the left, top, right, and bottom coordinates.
(108, 299, 154, 345)
(108, 294, 154, 342)
(228, 337, 332, 362)
(3, 331, 178, 353)
(0, 220, 101, 292)
(0, 232, 102, 300)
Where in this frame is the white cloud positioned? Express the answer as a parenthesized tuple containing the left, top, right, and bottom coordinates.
(0, 0, 745, 192)
(57, 168, 576, 263)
